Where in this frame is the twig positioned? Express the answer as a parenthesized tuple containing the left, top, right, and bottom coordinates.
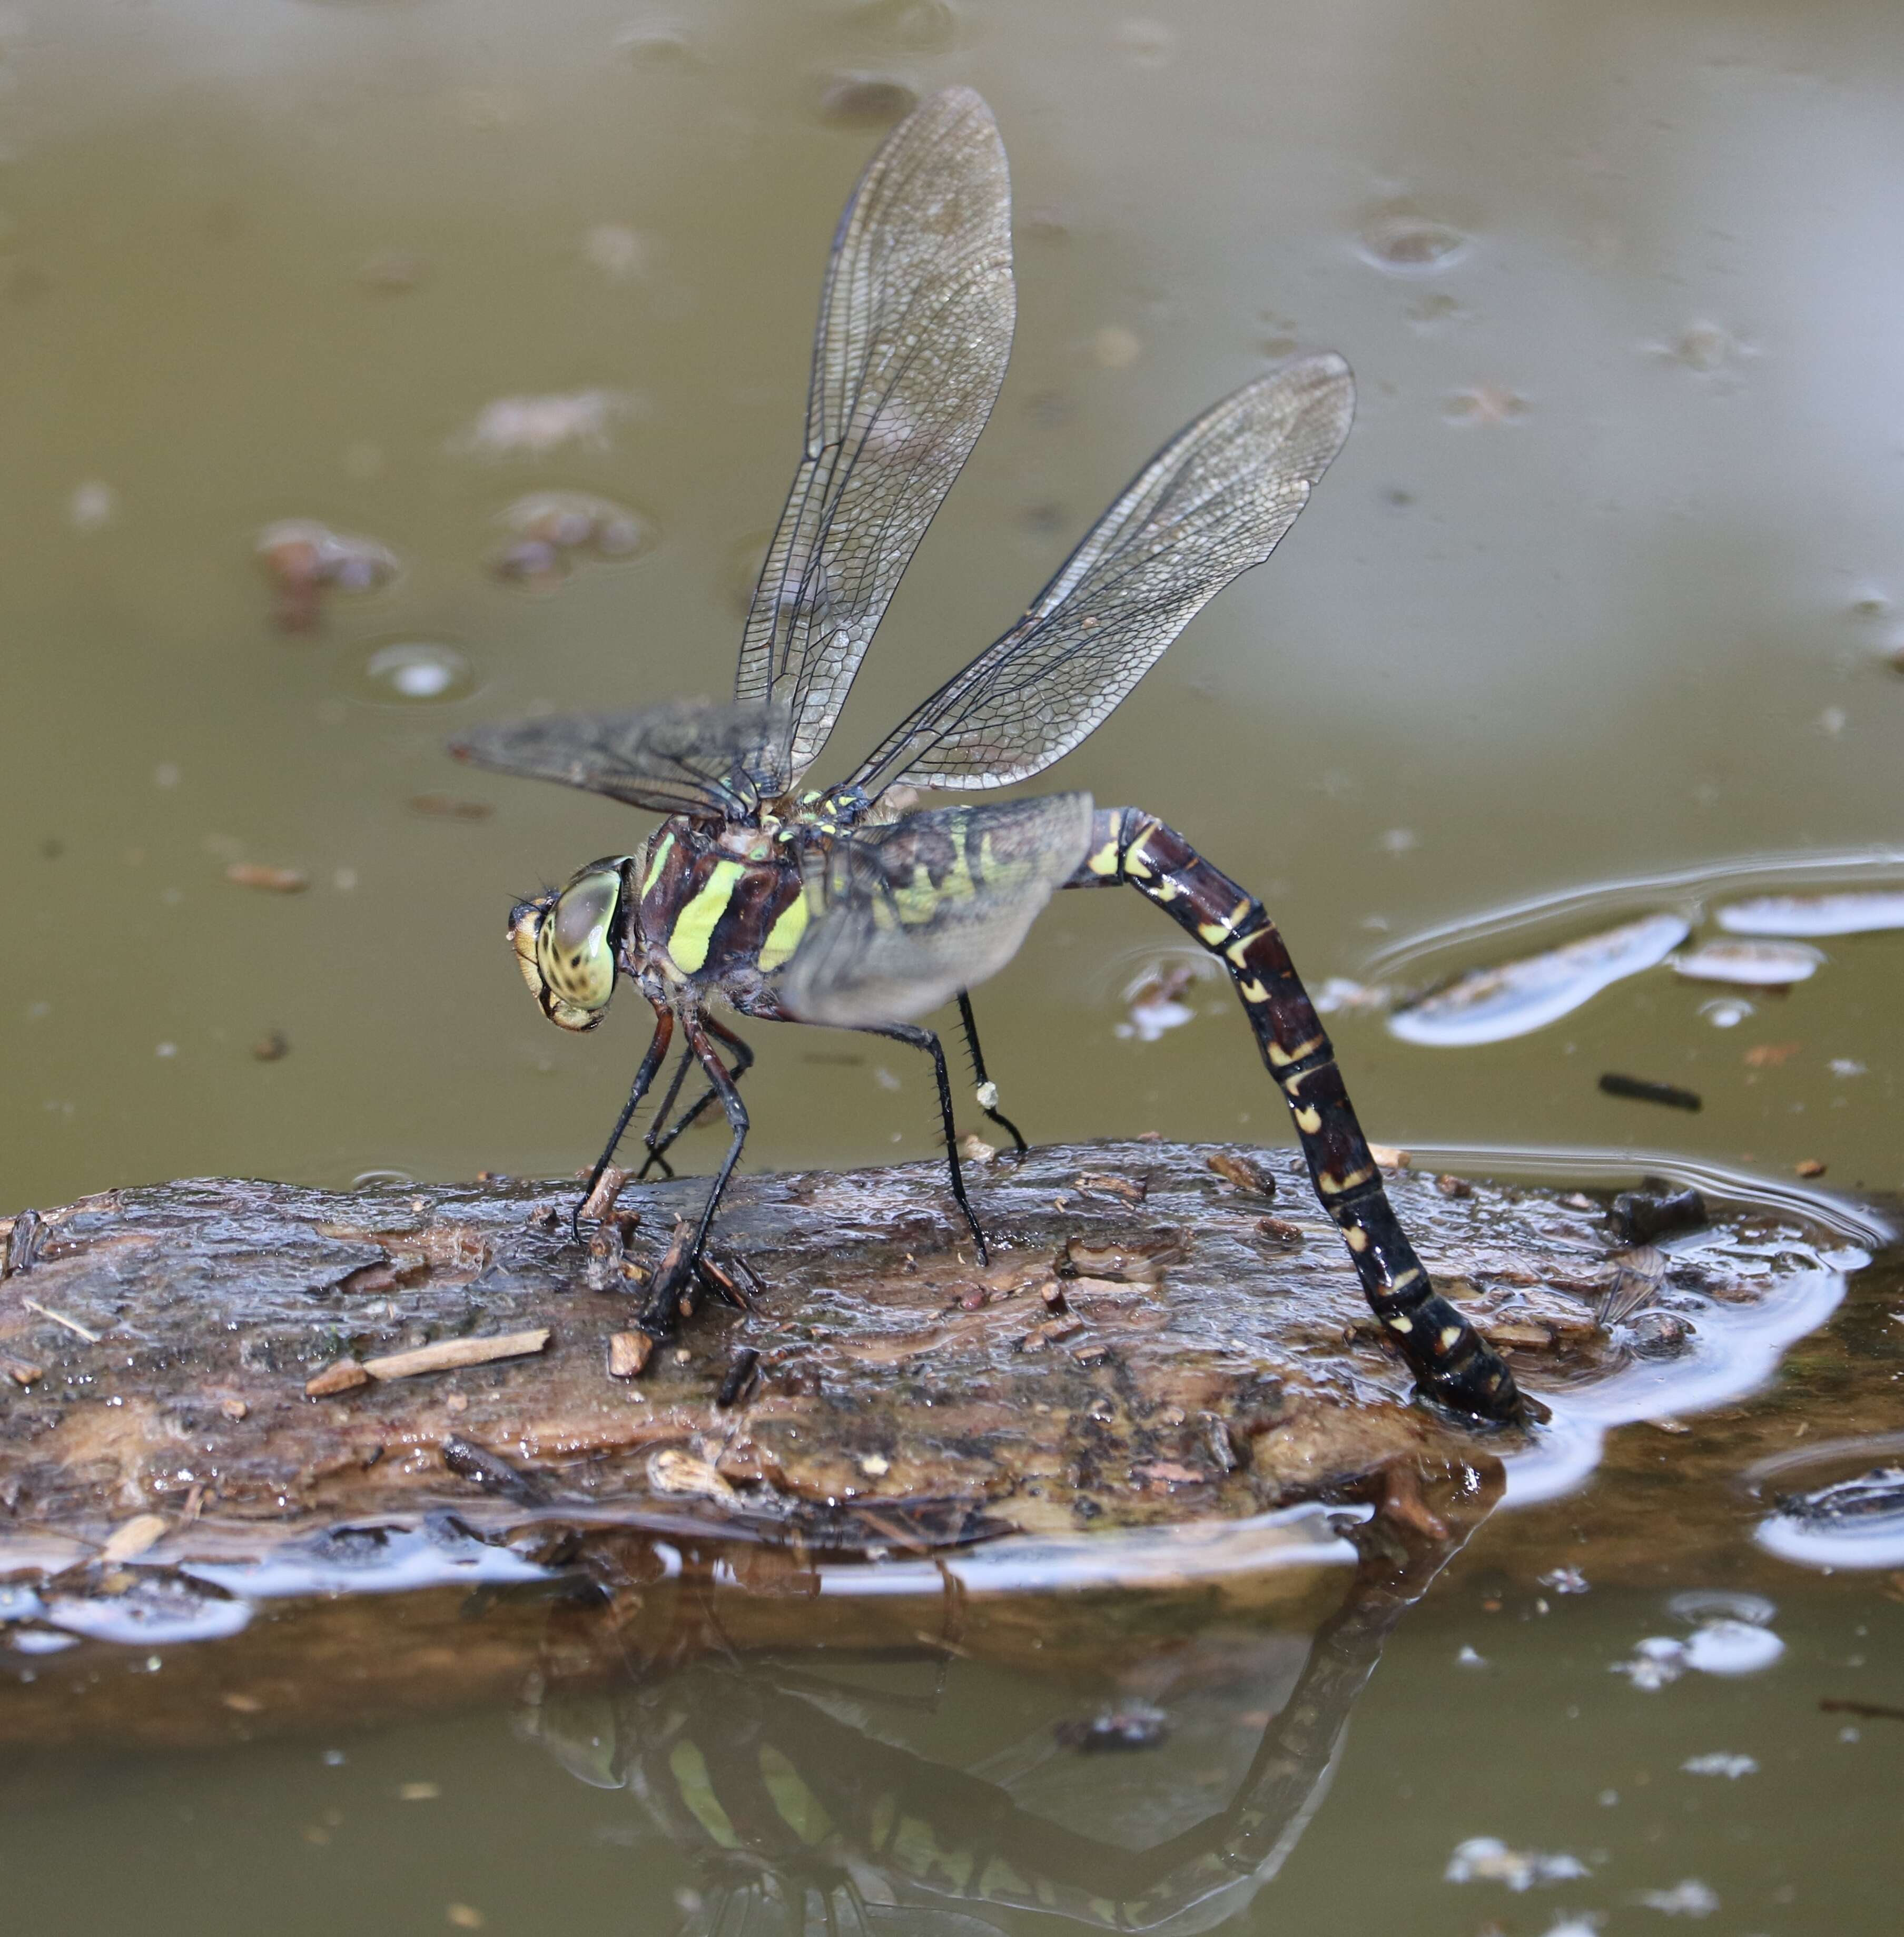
(21, 1297, 103, 1343)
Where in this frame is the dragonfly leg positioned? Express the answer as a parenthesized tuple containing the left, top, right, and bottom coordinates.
(955, 991, 1028, 1154)
(1068, 806, 1524, 1424)
(573, 1000, 674, 1242)
(633, 1045, 697, 1181)
(638, 1016, 758, 1181)
(633, 1013, 750, 1342)
(857, 1022, 989, 1266)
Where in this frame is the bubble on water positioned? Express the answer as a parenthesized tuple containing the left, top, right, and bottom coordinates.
(1389, 912, 1688, 1047)
(1358, 203, 1470, 272)
(1682, 1752, 1757, 1778)
(1698, 996, 1753, 1028)
(351, 1168, 416, 1189)
(1716, 891, 1904, 937)
(1112, 18, 1177, 67)
(1668, 1588, 1777, 1626)
(1681, 1619, 1783, 1675)
(1672, 940, 1822, 988)
(814, 73, 919, 129)
(616, 23, 698, 65)
(359, 643, 474, 705)
(583, 223, 647, 282)
(7, 1626, 79, 1654)
(68, 480, 116, 530)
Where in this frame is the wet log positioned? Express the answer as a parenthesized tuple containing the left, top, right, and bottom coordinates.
(0, 1141, 1858, 1564)
(0, 1143, 1872, 1750)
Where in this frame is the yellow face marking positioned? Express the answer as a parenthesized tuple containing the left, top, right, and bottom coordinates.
(640, 832, 675, 897)
(668, 1740, 741, 1849)
(757, 892, 810, 972)
(1085, 837, 1121, 877)
(665, 859, 745, 974)
(758, 1743, 832, 1846)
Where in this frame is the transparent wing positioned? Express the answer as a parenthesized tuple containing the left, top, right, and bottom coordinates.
(735, 86, 1015, 796)
(776, 793, 1094, 1027)
(845, 354, 1354, 798)
(449, 699, 785, 819)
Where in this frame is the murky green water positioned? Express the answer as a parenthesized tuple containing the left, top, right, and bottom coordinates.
(4, 2, 1903, 1930)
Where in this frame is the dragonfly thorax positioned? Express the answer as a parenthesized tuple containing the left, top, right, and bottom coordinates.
(629, 815, 811, 995)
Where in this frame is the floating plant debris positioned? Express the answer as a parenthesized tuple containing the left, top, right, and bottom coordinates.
(224, 862, 309, 894)
(1671, 939, 1822, 987)
(1443, 1836, 1589, 1891)
(256, 520, 400, 631)
(1358, 204, 1470, 273)
(453, 390, 636, 458)
(1609, 1188, 1708, 1246)
(814, 73, 920, 128)
(489, 492, 650, 584)
(1388, 913, 1688, 1047)
(1599, 1073, 1702, 1112)
(1716, 891, 1904, 938)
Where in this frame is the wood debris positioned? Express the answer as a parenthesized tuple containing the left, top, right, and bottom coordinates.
(1205, 1151, 1277, 1197)
(362, 1328, 549, 1382)
(1368, 1144, 1411, 1170)
(99, 1513, 169, 1564)
(21, 1297, 103, 1343)
(1020, 1313, 1083, 1352)
(2, 1354, 44, 1387)
(578, 1165, 632, 1224)
(305, 1359, 369, 1398)
(1255, 1216, 1304, 1246)
(1434, 1173, 1473, 1199)
(224, 863, 309, 893)
(608, 1331, 652, 1378)
(1074, 1172, 1147, 1203)
(1795, 1158, 1827, 1179)
(220, 1397, 249, 1420)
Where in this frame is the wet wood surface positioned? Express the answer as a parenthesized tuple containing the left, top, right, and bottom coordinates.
(0, 1143, 1882, 1750)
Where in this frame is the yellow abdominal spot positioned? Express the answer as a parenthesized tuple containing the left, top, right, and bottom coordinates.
(980, 1855, 1032, 1899)
(1085, 837, 1121, 876)
(1294, 1105, 1321, 1134)
(758, 1743, 833, 1846)
(667, 860, 745, 974)
(758, 892, 810, 972)
(668, 1740, 741, 1849)
(1197, 918, 1229, 944)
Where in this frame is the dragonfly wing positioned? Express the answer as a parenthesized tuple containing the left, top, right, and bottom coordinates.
(777, 793, 1094, 1027)
(450, 699, 786, 818)
(735, 86, 1015, 796)
(846, 353, 1354, 797)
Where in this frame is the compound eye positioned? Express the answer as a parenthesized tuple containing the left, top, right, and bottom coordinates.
(532, 867, 622, 1028)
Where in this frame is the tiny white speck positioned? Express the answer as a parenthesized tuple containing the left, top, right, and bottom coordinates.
(153, 763, 181, 789)
(333, 868, 358, 892)
(69, 480, 117, 530)
(156, 1042, 177, 1059)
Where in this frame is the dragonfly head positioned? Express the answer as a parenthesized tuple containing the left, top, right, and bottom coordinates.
(508, 857, 629, 1031)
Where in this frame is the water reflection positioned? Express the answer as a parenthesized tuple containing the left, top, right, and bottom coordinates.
(516, 1458, 1500, 1936)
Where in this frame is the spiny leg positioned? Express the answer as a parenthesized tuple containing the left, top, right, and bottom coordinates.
(633, 1013, 750, 1341)
(573, 999, 674, 1242)
(633, 1044, 697, 1181)
(859, 1022, 989, 1265)
(955, 990, 1028, 1154)
(1068, 806, 1523, 1422)
(637, 1015, 758, 1181)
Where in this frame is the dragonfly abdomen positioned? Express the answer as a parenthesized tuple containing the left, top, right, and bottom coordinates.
(1072, 805, 1522, 1421)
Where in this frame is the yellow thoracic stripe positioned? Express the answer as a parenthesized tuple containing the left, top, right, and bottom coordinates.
(757, 890, 810, 971)
(668, 1740, 741, 1848)
(666, 860, 746, 974)
(640, 831, 676, 897)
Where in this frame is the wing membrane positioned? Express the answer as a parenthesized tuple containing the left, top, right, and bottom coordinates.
(450, 700, 785, 818)
(777, 793, 1094, 1027)
(735, 86, 1015, 796)
(846, 354, 1354, 797)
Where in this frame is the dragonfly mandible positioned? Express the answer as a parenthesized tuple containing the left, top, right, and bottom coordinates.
(451, 88, 1522, 1422)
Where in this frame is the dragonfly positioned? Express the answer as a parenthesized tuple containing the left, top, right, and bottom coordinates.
(451, 87, 1521, 1423)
